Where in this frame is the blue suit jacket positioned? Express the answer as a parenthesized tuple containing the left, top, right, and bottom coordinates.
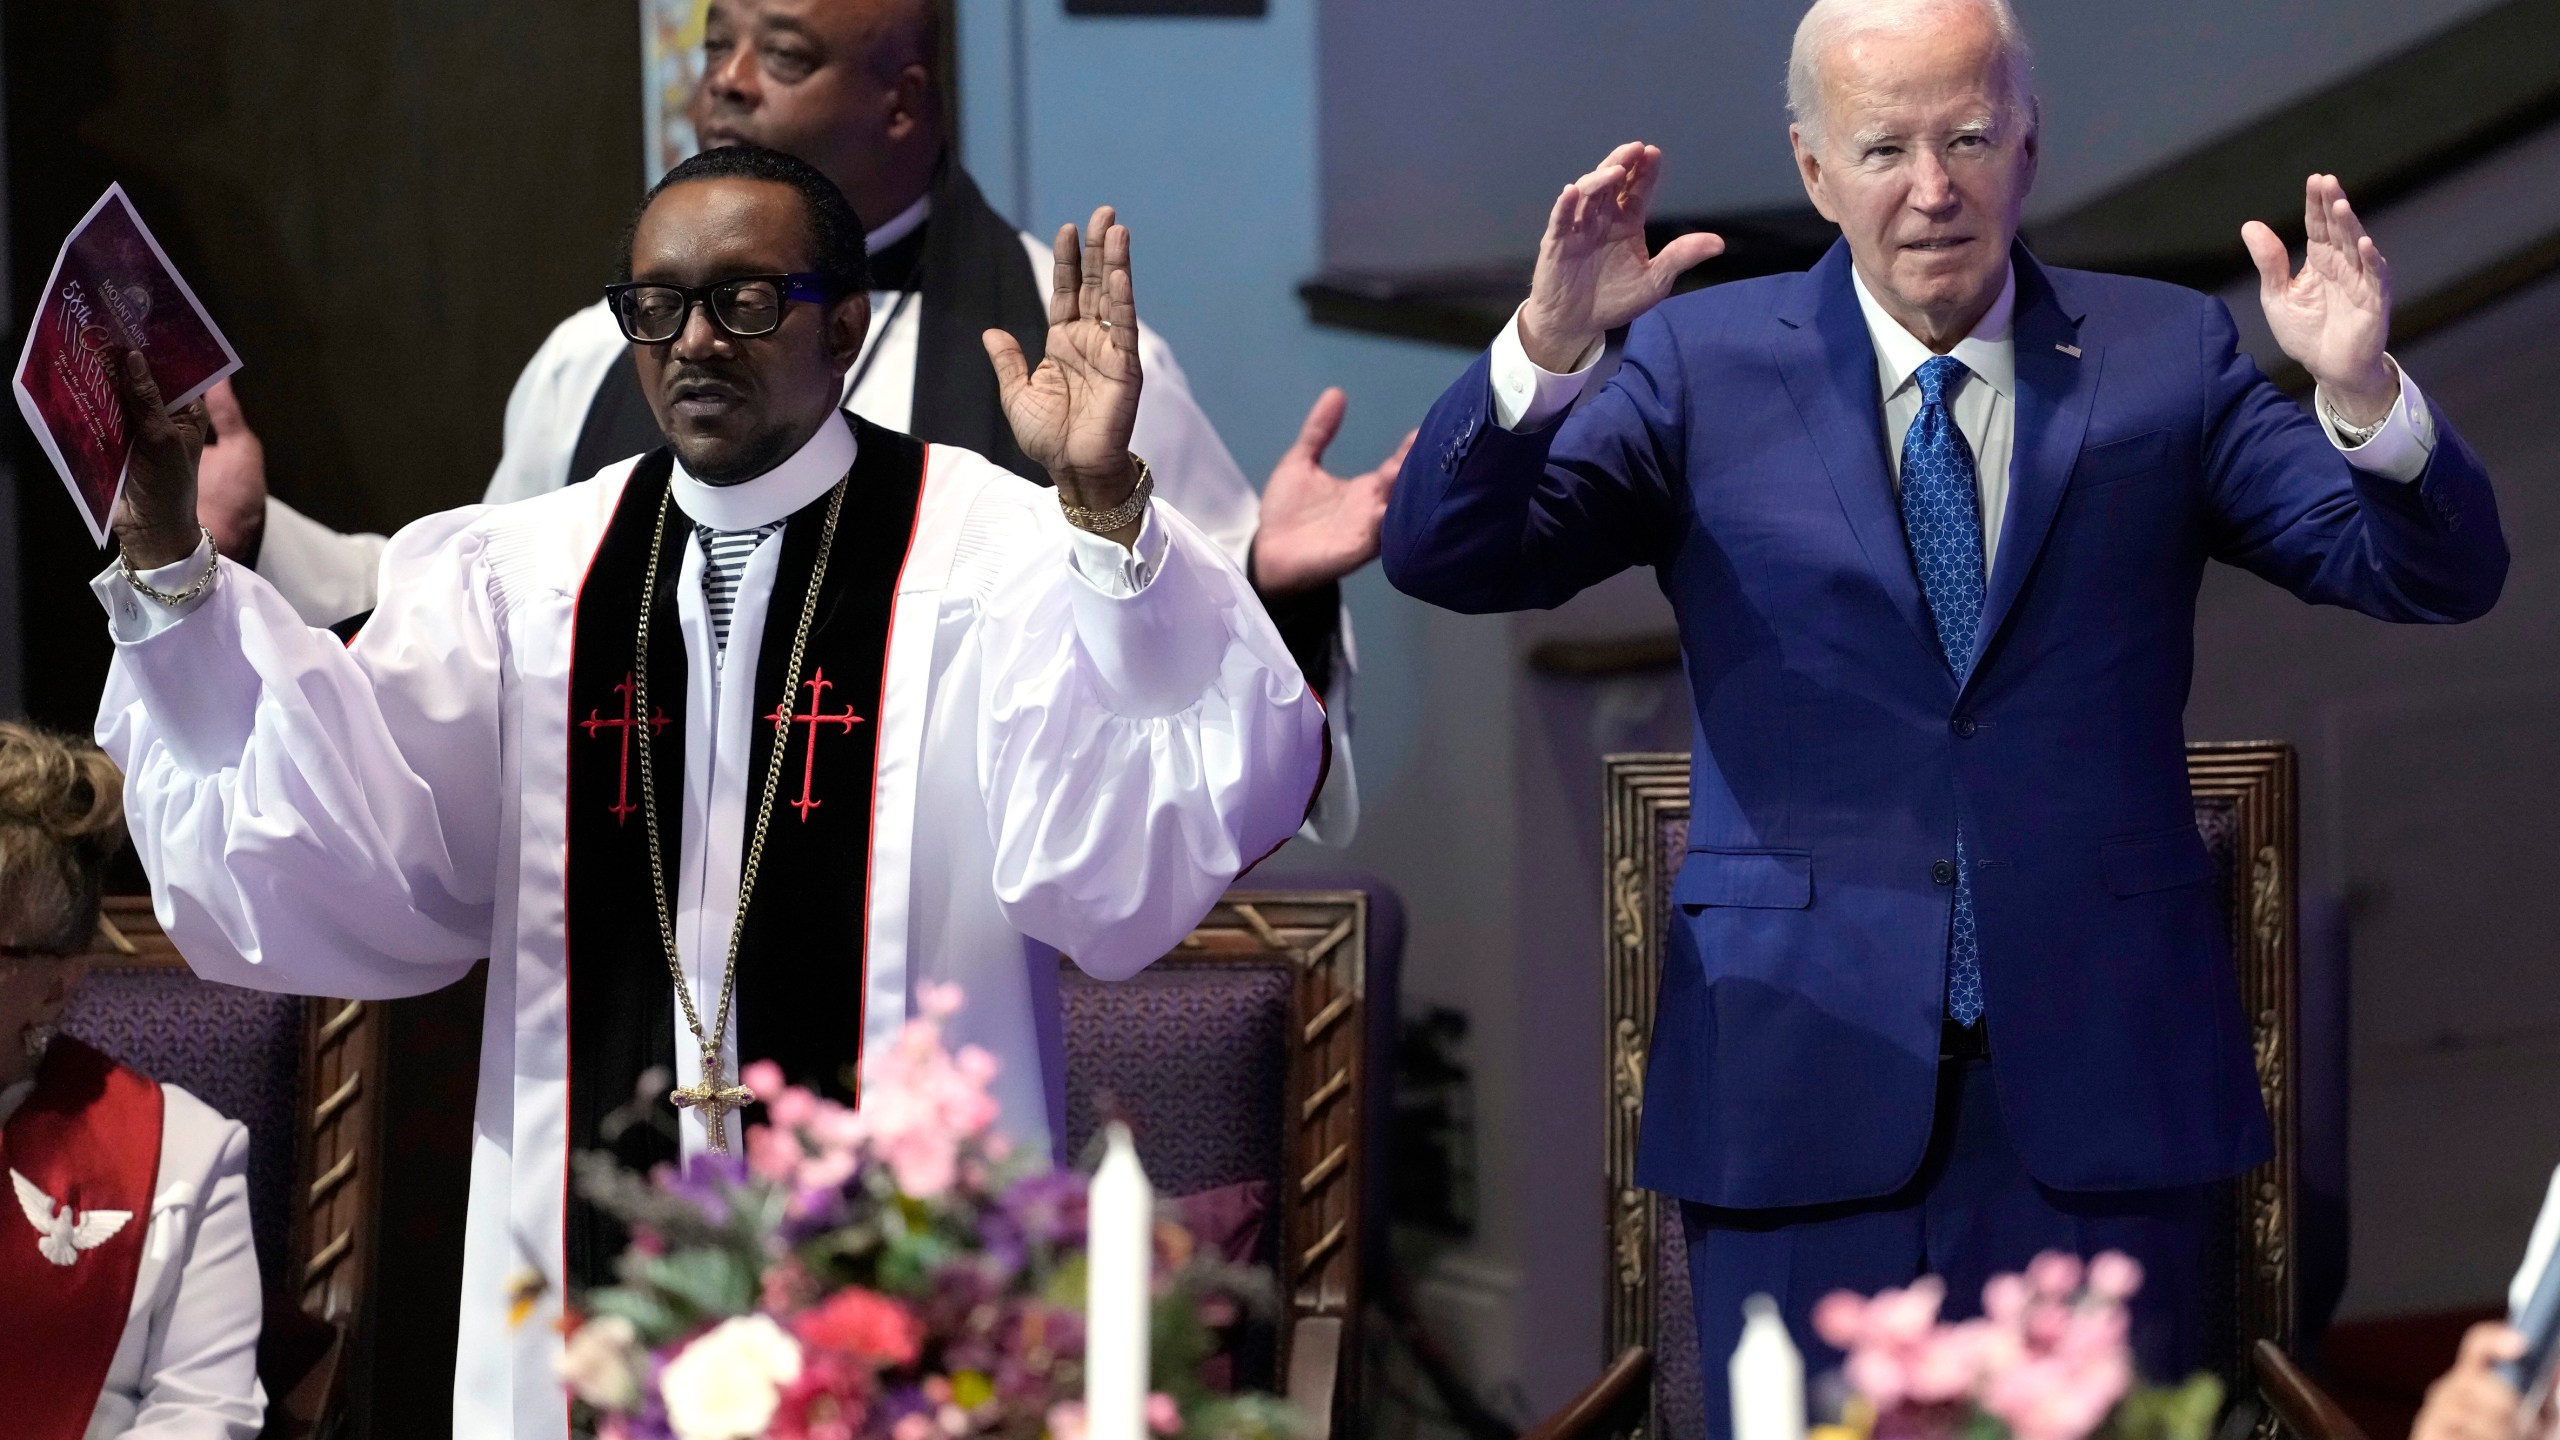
(1384, 241, 2506, 1207)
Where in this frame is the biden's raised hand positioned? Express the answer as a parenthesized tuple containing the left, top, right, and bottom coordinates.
(2244, 174, 2398, 426)
(1517, 143, 1725, 374)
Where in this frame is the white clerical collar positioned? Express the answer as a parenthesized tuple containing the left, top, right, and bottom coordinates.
(0, 1076, 31, 1128)
(671, 409, 856, 531)
(866, 193, 931, 254)
(1853, 262, 2017, 403)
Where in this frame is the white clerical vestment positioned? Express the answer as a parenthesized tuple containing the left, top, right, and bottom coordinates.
(93, 414, 1327, 1440)
(253, 199, 1362, 846)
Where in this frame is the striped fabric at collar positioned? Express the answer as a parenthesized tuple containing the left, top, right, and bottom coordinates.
(697, 521, 786, 659)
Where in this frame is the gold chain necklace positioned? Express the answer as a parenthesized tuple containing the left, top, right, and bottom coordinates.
(630, 470, 850, 1152)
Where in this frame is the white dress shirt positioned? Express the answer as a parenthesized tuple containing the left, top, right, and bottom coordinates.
(1487, 261, 2439, 565)
(0, 1076, 267, 1439)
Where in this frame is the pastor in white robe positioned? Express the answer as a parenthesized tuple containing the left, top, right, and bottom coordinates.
(254, 195, 1361, 842)
(93, 414, 1327, 1440)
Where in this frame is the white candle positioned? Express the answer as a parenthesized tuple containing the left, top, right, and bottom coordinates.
(1729, 1294, 1805, 1440)
(1086, 1122, 1153, 1440)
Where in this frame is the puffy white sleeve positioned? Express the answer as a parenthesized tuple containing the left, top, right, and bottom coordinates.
(115, 1100, 265, 1440)
(92, 511, 508, 1000)
(967, 479, 1328, 979)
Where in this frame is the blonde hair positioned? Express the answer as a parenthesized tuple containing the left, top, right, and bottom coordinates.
(0, 723, 125, 955)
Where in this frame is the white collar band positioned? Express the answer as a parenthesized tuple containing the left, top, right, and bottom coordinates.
(671, 410, 857, 531)
(865, 193, 932, 255)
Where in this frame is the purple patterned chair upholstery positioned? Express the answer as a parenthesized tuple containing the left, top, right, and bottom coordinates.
(1061, 881, 1400, 1440)
(56, 897, 385, 1440)
(1531, 747, 2305, 1440)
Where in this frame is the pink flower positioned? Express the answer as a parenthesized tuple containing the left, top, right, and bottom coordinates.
(2086, 1252, 2143, 1302)
(1047, 1401, 1089, 1440)
(920, 981, 965, 1019)
(748, 1122, 807, 1185)
(895, 1413, 936, 1440)
(2024, 1252, 2083, 1299)
(1905, 1323, 1986, 1403)
(1147, 1393, 1182, 1435)
(795, 1286, 926, 1367)
(1812, 1291, 1870, 1349)
(846, 1003, 1005, 1199)
(1981, 1273, 2030, 1324)
(1868, 1278, 1946, 1345)
(769, 1352, 873, 1440)
(1845, 1347, 1911, 1409)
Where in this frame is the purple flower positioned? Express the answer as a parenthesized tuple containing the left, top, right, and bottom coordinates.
(999, 1169, 1089, 1247)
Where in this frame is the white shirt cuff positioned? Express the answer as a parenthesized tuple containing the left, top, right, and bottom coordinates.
(2316, 356, 2436, 483)
(1063, 512, 1225, 718)
(92, 537, 219, 642)
(1489, 306, 1609, 431)
(1064, 505, 1167, 597)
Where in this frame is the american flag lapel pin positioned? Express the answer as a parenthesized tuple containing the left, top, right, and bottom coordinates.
(2056, 342, 2083, 358)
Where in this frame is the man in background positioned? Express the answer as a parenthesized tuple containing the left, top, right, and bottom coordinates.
(198, 0, 1394, 838)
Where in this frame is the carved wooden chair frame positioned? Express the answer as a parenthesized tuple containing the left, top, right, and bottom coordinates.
(1595, 745, 2300, 1438)
(1074, 888, 1370, 1438)
(85, 896, 386, 1431)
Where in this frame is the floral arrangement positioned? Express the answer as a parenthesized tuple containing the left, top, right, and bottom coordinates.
(555, 985, 1299, 1440)
(1808, 1252, 2223, 1440)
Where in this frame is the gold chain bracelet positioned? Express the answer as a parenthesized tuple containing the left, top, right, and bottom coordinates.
(116, 527, 220, 608)
(1059, 454, 1153, 534)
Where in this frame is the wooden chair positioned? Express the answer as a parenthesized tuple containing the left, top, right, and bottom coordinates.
(59, 896, 384, 1440)
(1550, 744, 2304, 1440)
(1059, 886, 1396, 1440)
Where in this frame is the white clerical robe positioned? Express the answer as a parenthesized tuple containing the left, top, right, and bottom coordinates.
(254, 198, 1360, 843)
(94, 415, 1327, 1440)
(0, 1077, 267, 1439)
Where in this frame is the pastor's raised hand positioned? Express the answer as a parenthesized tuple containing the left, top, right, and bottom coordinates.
(1518, 143, 1725, 373)
(2243, 174, 2398, 425)
(985, 205, 1145, 539)
(108, 350, 210, 568)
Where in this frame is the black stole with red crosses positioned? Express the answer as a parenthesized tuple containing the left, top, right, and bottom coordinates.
(562, 415, 926, 1289)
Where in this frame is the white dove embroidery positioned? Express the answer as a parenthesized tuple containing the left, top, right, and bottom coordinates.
(12, 1168, 132, 1267)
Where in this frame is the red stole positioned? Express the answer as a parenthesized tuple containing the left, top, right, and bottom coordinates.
(0, 1037, 164, 1440)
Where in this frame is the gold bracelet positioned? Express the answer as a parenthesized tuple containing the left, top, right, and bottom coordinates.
(1059, 454, 1153, 535)
(116, 527, 220, 608)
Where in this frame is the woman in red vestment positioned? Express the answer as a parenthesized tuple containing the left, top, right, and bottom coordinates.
(0, 722, 264, 1438)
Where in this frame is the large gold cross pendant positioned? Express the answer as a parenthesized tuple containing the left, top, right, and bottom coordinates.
(671, 1056, 757, 1154)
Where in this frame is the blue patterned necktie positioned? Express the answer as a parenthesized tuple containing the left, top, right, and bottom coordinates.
(1900, 355, 1987, 1027)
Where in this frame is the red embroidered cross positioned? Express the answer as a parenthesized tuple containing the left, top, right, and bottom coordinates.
(765, 668, 865, 821)
(581, 673, 671, 824)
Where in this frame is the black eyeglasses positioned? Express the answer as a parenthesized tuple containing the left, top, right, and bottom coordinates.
(602, 273, 840, 343)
